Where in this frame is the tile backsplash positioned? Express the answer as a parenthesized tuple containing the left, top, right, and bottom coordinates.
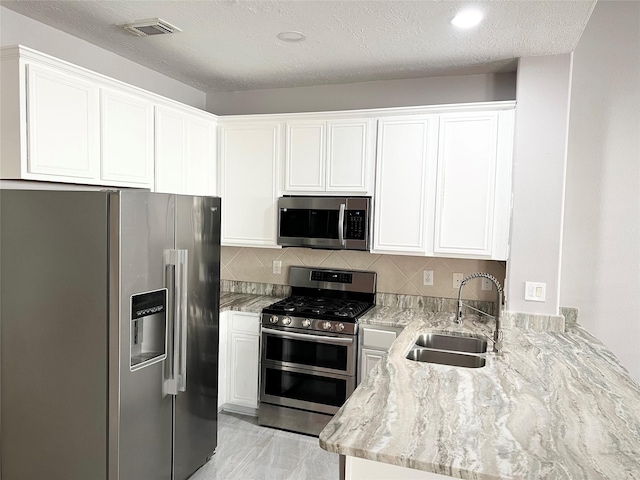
(221, 247, 506, 302)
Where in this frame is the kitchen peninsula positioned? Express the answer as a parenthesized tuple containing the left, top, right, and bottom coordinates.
(319, 308, 640, 480)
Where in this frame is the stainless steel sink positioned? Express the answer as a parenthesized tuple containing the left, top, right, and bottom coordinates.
(406, 348, 486, 368)
(406, 333, 488, 368)
(413, 333, 487, 354)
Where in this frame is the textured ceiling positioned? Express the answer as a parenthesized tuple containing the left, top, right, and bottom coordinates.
(1, 0, 597, 93)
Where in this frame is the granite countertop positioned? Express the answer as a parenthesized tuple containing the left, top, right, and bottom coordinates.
(320, 309, 640, 479)
(219, 291, 283, 314)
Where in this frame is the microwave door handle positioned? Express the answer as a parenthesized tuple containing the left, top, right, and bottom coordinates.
(338, 203, 346, 246)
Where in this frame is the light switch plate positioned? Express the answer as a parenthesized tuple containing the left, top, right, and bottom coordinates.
(453, 273, 464, 289)
(524, 282, 546, 302)
(481, 278, 492, 291)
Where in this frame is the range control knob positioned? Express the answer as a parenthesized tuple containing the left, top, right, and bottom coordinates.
(336, 323, 345, 332)
(282, 317, 292, 326)
(322, 321, 332, 330)
(302, 319, 311, 328)
(269, 315, 279, 324)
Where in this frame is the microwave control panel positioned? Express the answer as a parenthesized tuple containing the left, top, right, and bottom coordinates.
(346, 210, 366, 240)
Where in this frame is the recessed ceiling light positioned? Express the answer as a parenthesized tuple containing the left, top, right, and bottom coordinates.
(277, 31, 306, 42)
(451, 9, 483, 29)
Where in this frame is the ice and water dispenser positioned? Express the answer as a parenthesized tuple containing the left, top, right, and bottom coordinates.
(130, 289, 167, 370)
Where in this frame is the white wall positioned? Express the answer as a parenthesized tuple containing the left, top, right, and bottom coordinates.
(206, 72, 516, 115)
(0, 6, 206, 109)
(506, 54, 573, 316)
(561, 1, 640, 382)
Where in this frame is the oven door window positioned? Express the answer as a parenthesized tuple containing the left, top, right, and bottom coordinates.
(263, 332, 352, 374)
(261, 364, 352, 414)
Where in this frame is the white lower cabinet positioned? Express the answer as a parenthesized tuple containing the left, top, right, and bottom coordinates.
(219, 311, 261, 413)
(358, 325, 403, 383)
(346, 456, 452, 480)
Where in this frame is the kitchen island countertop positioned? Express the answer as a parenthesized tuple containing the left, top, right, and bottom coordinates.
(320, 308, 640, 479)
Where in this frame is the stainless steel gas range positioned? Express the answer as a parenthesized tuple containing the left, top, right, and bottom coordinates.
(258, 266, 376, 436)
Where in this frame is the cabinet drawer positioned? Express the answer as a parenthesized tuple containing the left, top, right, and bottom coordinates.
(231, 312, 260, 335)
(361, 327, 397, 350)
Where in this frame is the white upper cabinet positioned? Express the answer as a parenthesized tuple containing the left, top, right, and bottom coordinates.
(101, 87, 154, 185)
(155, 105, 217, 196)
(373, 116, 438, 254)
(184, 114, 217, 195)
(283, 117, 375, 195)
(26, 62, 100, 181)
(1, 47, 156, 187)
(373, 105, 515, 260)
(219, 121, 281, 247)
(1, 45, 216, 192)
(285, 121, 326, 191)
(326, 119, 374, 192)
(434, 110, 514, 260)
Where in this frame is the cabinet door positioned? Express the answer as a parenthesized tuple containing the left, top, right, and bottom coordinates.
(373, 116, 438, 254)
(101, 88, 153, 186)
(218, 312, 229, 409)
(359, 348, 385, 382)
(155, 106, 185, 194)
(228, 328, 260, 409)
(26, 63, 99, 180)
(220, 122, 281, 246)
(434, 112, 504, 258)
(284, 121, 325, 192)
(156, 106, 216, 195)
(184, 115, 216, 196)
(326, 119, 374, 193)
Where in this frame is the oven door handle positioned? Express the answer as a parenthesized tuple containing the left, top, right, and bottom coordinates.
(338, 203, 346, 246)
(262, 327, 354, 344)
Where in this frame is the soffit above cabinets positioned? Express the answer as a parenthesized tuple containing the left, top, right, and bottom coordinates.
(2, 0, 596, 93)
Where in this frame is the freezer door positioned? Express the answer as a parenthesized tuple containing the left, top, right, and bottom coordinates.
(111, 191, 175, 480)
(173, 195, 221, 480)
(1, 190, 110, 480)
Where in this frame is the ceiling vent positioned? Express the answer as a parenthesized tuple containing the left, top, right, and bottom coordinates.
(119, 18, 181, 37)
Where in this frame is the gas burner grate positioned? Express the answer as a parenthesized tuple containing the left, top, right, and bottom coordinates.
(265, 295, 371, 320)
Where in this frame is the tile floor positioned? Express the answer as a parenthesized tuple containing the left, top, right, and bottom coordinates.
(190, 412, 339, 480)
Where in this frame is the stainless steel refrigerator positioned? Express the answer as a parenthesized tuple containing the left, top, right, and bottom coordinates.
(0, 189, 221, 480)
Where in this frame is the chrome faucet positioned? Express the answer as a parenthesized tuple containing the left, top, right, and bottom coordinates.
(455, 273, 503, 354)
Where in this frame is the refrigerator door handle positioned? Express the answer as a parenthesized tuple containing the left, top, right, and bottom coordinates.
(164, 249, 188, 395)
(176, 249, 188, 393)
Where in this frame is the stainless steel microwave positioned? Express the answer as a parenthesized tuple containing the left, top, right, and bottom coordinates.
(277, 196, 371, 250)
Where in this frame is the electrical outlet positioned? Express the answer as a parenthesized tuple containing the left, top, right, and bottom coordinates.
(453, 273, 464, 289)
(481, 278, 492, 291)
(272, 260, 282, 275)
(423, 270, 434, 286)
(525, 282, 546, 302)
